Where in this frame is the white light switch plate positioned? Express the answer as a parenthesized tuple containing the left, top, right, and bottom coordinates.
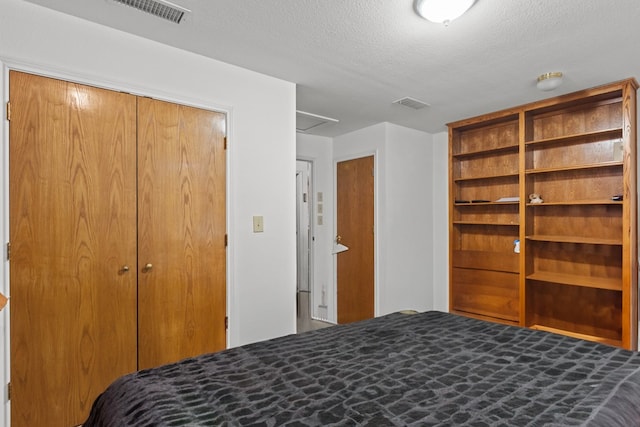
(253, 216, 264, 233)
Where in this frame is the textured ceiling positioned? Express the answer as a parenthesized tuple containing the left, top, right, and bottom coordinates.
(24, 0, 640, 137)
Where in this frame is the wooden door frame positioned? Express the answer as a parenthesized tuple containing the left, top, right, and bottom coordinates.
(333, 151, 379, 322)
(0, 59, 232, 426)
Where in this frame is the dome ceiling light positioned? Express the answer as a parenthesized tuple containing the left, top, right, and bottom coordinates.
(414, 0, 476, 26)
(536, 72, 564, 91)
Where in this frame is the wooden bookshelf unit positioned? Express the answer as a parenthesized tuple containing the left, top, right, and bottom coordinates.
(448, 79, 638, 350)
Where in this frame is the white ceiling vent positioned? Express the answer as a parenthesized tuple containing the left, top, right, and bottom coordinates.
(112, 0, 190, 24)
(393, 97, 431, 110)
(296, 110, 339, 133)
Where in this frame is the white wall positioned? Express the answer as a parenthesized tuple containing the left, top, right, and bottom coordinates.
(332, 122, 434, 318)
(432, 131, 450, 311)
(301, 124, 442, 321)
(0, 0, 296, 423)
(384, 124, 434, 312)
(334, 123, 386, 318)
(296, 133, 335, 320)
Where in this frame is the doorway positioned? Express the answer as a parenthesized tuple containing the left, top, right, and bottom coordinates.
(296, 160, 314, 332)
(336, 155, 375, 324)
(296, 160, 312, 295)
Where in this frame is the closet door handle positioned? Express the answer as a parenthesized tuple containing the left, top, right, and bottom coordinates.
(144, 263, 153, 272)
(122, 265, 130, 273)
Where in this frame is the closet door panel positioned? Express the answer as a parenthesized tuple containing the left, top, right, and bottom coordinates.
(137, 98, 226, 369)
(9, 71, 138, 427)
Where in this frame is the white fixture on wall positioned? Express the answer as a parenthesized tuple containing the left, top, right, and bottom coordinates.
(536, 72, 564, 91)
(414, 0, 476, 25)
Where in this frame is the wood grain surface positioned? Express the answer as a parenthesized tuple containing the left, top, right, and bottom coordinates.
(337, 156, 374, 324)
(9, 71, 227, 426)
(137, 97, 226, 369)
(9, 71, 138, 427)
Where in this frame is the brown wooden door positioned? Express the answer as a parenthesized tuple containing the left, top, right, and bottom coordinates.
(137, 98, 227, 369)
(337, 156, 375, 324)
(9, 71, 138, 427)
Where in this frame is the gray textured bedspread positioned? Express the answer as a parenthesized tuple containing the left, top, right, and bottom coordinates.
(83, 311, 640, 426)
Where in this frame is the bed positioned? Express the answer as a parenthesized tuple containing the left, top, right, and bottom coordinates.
(83, 311, 640, 426)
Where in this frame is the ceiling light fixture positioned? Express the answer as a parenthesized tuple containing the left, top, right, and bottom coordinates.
(536, 72, 564, 91)
(414, 0, 476, 26)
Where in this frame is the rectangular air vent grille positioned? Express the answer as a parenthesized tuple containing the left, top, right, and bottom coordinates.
(393, 97, 430, 110)
(113, 0, 190, 24)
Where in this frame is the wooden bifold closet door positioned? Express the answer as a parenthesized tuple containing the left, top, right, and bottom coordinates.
(9, 71, 226, 427)
(137, 97, 227, 369)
